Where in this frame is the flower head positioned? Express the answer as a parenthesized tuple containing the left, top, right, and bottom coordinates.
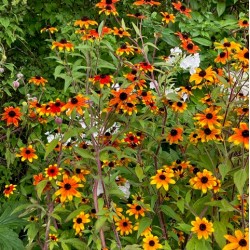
(74, 17, 98, 29)
(16, 145, 38, 162)
(1, 106, 22, 127)
(143, 234, 163, 250)
(73, 212, 91, 235)
(228, 123, 249, 149)
(52, 39, 74, 51)
(150, 167, 176, 191)
(126, 203, 147, 219)
(167, 127, 183, 144)
(172, 1, 192, 18)
(133, 0, 160, 6)
(189, 169, 217, 193)
(45, 164, 62, 180)
(55, 174, 83, 203)
(40, 25, 58, 34)
(191, 217, 214, 239)
(3, 184, 16, 198)
(223, 230, 249, 250)
(115, 216, 133, 235)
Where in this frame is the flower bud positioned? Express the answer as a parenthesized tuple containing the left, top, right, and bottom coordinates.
(17, 73, 24, 79)
(0, 67, 4, 73)
(55, 117, 63, 125)
(13, 80, 20, 88)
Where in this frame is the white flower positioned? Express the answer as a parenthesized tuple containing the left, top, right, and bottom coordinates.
(180, 53, 200, 74)
(149, 80, 159, 89)
(170, 47, 182, 54)
(118, 180, 130, 199)
(96, 179, 104, 196)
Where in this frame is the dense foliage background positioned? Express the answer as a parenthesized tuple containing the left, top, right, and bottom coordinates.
(0, 0, 248, 249)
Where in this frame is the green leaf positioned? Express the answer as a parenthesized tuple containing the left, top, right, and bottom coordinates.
(95, 216, 107, 232)
(234, 169, 248, 195)
(176, 198, 185, 214)
(217, 1, 226, 16)
(192, 37, 212, 46)
(213, 221, 227, 248)
(44, 138, 59, 159)
(176, 223, 192, 234)
(0, 227, 24, 250)
(135, 165, 145, 182)
(61, 242, 70, 250)
(163, 240, 172, 250)
(63, 238, 88, 250)
(36, 180, 49, 199)
(74, 147, 94, 160)
(132, 22, 140, 36)
(124, 245, 142, 250)
(160, 205, 182, 222)
(218, 163, 231, 181)
(137, 217, 152, 239)
(54, 65, 64, 79)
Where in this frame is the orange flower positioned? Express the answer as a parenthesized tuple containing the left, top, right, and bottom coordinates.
(238, 19, 249, 28)
(49, 98, 65, 116)
(214, 51, 231, 64)
(90, 74, 114, 88)
(172, 1, 192, 18)
(228, 122, 249, 149)
(40, 25, 58, 34)
(161, 12, 175, 24)
(234, 48, 249, 65)
(51, 39, 74, 51)
(167, 127, 183, 144)
(74, 17, 98, 29)
(62, 94, 89, 116)
(127, 12, 146, 19)
(45, 164, 62, 180)
(55, 174, 83, 203)
(181, 40, 200, 54)
(29, 75, 48, 86)
(171, 101, 188, 113)
(175, 31, 190, 42)
(135, 62, 154, 72)
(1, 106, 22, 127)
(3, 184, 16, 198)
(96, 0, 119, 16)
(133, 0, 160, 6)
(189, 66, 215, 85)
(113, 27, 131, 37)
(116, 43, 134, 56)
(214, 38, 241, 52)
(198, 127, 221, 142)
(16, 145, 38, 162)
(33, 173, 44, 185)
(194, 107, 223, 129)
(126, 203, 147, 219)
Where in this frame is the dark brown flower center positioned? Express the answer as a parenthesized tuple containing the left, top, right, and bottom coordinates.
(100, 74, 107, 79)
(64, 183, 71, 190)
(242, 130, 249, 138)
(193, 168, 199, 174)
(91, 209, 96, 213)
(76, 218, 82, 224)
(8, 111, 16, 117)
(123, 221, 128, 227)
(185, 85, 192, 91)
(25, 150, 31, 154)
(76, 168, 81, 174)
(35, 75, 41, 79)
(170, 129, 178, 136)
(201, 176, 208, 183)
(49, 168, 55, 174)
(60, 39, 67, 44)
(135, 12, 142, 17)
(159, 174, 166, 180)
(223, 42, 231, 47)
(180, 5, 186, 11)
(127, 103, 134, 108)
(71, 97, 78, 104)
(243, 20, 248, 25)
(204, 128, 211, 135)
(206, 113, 213, 119)
(141, 91, 147, 97)
(187, 43, 194, 50)
(81, 16, 89, 21)
(177, 102, 183, 107)
(239, 239, 247, 246)
(143, 62, 148, 66)
(119, 92, 127, 100)
(242, 108, 248, 112)
(149, 240, 155, 246)
(120, 44, 127, 49)
(118, 30, 123, 34)
(55, 101, 61, 107)
(193, 133, 198, 138)
(199, 70, 206, 77)
(166, 15, 170, 18)
(199, 223, 207, 231)
(106, 0, 112, 3)
(108, 162, 114, 168)
(244, 52, 249, 59)
(220, 52, 226, 58)
(129, 136, 134, 140)
(135, 205, 141, 211)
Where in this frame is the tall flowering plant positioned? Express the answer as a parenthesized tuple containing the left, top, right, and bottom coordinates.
(0, 0, 248, 249)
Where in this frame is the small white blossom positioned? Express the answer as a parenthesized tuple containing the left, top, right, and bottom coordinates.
(118, 180, 130, 199)
(180, 53, 200, 74)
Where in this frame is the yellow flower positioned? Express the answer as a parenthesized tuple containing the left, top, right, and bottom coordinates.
(150, 168, 175, 191)
(223, 230, 249, 250)
(73, 212, 90, 235)
(143, 234, 163, 250)
(191, 217, 214, 240)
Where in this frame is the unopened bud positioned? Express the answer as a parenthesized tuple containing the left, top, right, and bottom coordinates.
(55, 117, 63, 125)
(17, 73, 24, 79)
(0, 67, 4, 73)
(13, 80, 20, 88)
